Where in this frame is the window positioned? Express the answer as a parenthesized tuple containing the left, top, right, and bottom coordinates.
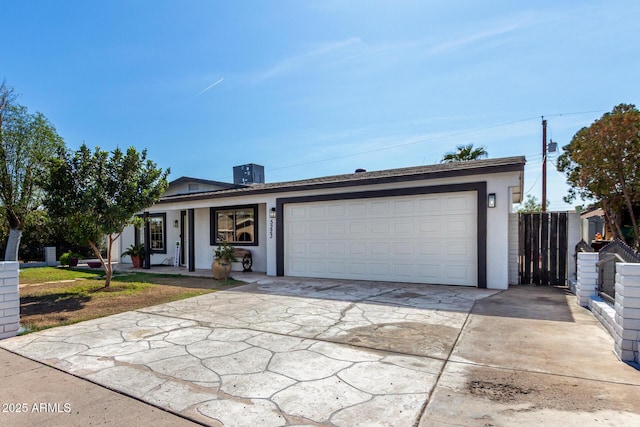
(211, 205, 258, 246)
(149, 215, 165, 252)
(135, 213, 167, 254)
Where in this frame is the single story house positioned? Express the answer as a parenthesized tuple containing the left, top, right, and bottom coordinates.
(119, 156, 525, 290)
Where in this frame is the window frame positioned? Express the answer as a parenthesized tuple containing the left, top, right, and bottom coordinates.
(210, 205, 258, 246)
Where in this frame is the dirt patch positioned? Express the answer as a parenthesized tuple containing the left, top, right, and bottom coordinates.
(19, 276, 239, 332)
(466, 366, 639, 413)
(334, 322, 458, 357)
(469, 380, 534, 402)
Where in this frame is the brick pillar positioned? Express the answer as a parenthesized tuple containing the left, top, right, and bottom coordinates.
(0, 262, 20, 339)
(614, 263, 640, 363)
(576, 252, 598, 307)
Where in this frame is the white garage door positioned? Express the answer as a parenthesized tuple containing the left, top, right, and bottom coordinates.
(283, 191, 478, 286)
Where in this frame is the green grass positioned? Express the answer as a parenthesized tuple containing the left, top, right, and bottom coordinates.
(24, 279, 153, 297)
(19, 266, 104, 284)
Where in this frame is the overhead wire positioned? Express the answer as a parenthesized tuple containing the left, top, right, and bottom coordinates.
(202, 108, 606, 184)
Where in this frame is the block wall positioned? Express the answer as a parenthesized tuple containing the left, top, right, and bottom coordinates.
(0, 262, 19, 339)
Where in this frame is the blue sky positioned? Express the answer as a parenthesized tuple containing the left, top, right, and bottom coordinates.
(3, 1, 639, 210)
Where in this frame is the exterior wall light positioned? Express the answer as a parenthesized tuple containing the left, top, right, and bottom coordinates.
(270, 207, 277, 218)
(488, 193, 496, 208)
(173, 219, 179, 228)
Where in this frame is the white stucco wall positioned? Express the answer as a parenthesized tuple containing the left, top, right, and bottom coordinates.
(119, 167, 522, 289)
(485, 172, 522, 289)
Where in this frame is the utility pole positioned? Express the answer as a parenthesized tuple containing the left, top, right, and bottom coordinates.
(542, 117, 547, 212)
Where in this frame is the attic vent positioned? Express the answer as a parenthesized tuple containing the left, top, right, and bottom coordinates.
(188, 183, 199, 192)
(354, 168, 366, 173)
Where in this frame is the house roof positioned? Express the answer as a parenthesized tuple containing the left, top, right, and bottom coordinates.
(158, 156, 526, 204)
(168, 176, 243, 190)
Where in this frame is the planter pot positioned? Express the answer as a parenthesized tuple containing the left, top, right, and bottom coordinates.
(70, 257, 79, 267)
(212, 259, 232, 280)
(131, 256, 143, 269)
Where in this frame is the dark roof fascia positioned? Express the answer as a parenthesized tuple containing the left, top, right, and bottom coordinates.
(157, 157, 525, 205)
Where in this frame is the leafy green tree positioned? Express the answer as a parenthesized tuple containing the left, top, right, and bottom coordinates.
(44, 144, 169, 286)
(0, 80, 65, 260)
(441, 144, 488, 163)
(516, 195, 550, 213)
(557, 103, 640, 248)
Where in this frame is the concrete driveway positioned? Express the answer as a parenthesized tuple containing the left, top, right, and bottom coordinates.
(2, 277, 640, 426)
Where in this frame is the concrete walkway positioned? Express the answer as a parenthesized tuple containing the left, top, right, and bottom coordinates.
(1, 278, 639, 426)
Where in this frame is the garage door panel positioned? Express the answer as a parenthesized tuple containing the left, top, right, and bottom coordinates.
(328, 204, 346, 216)
(394, 200, 415, 214)
(350, 242, 367, 255)
(284, 191, 477, 286)
(349, 203, 367, 216)
(446, 242, 473, 256)
(289, 206, 307, 218)
(394, 221, 414, 235)
(328, 262, 346, 274)
(370, 243, 389, 256)
(309, 243, 324, 255)
(350, 263, 367, 275)
(370, 263, 391, 276)
(419, 197, 441, 212)
(328, 242, 345, 255)
(349, 223, 367, 236)
(370, 201, 390, 214)
(328, 223, 345, 235)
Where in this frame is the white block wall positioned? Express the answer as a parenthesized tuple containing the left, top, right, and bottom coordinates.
(0, 262, 20, 339)
(576, 252, 598, 307)
(614, 263, 640, 363)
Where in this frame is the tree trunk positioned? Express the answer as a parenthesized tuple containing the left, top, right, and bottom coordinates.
(4, 228, 22, 261)
(602, 200, 625, 241)
(89, 240, 112, 287)
(621, 193, 640, 250)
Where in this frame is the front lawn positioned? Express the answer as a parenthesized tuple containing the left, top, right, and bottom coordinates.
(18, 268, 241, 333)
(19, 266, 104, 284)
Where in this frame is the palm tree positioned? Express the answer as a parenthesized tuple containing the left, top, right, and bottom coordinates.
(441, 144, 488, 163)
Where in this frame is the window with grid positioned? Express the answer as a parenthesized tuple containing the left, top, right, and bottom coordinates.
(211, 205, 257, 245)
(149, 215, 165, 252)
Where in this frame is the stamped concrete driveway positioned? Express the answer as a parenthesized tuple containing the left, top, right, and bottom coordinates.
(2, 278, 640, 426)
(1, 278, 495, 426)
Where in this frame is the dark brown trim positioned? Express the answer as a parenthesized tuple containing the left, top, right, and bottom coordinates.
(188, 209, 195, 272)
(180, 210, 186, 265)
(276, 182, 488, 288)
(157, 160, 523, 204)
(143, 212, 151, 270)
(210, 204, 259, 247)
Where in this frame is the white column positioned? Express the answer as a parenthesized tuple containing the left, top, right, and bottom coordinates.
(44, 246, 57, 266)
(576, 252, 598, 307)
(614, 263, 640, 363)
(0, 262, 20, 339)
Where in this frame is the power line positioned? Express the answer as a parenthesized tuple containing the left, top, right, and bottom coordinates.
(267, 110, 606, 174)
(267, 115, 546, 173)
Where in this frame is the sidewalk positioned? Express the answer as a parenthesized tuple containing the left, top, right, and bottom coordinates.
(0, 348, 202, 427)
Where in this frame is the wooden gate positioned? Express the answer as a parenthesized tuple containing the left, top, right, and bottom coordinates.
(519, 212, 568, 285)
